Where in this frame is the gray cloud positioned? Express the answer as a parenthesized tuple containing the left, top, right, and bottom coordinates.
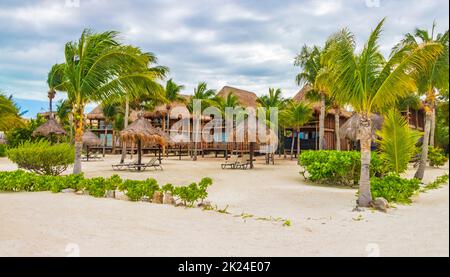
(0, 0, 448, 102)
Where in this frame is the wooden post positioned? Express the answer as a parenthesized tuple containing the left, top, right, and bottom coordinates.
(249, 142, 254, 169)
(137, 139, 142, 171)
(158, 146, 162, 164)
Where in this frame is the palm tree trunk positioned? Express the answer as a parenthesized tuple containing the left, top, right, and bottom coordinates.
(357, 114, 372, 207)
(290, 130, 295, 160)
(102, 120, 108, 157)
(429, 106, 436, 147)
(319, 93, 325, 150)
(414, 108, 432, 180)
(335, 106, 340, 151)
(120, 95, 129, 163)
(73, 104, 85, 174)
(296, 128, 301, 158)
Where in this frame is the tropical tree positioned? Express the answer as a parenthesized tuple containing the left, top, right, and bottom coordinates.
(326, 18, 442, 206)
(188, 82, 216, 160)
(47, 64, 64, 117)
(213, 91, 240, 115)
(279, 101, 313, 160)
(295, 45, 328, 150)
(376, 109, 422, 174)
(55, 99, 73, 141)
(393, 22, 449, 180)
(0, 93, 24, 131)
(163, 79, 185, 130)
(52, 29, 166, 174)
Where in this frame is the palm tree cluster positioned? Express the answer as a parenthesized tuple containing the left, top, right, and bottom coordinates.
(295, 18, 446, 206)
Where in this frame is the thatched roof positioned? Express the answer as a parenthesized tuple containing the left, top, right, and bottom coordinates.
(120, 117, 167, 146)
(86, 105, 104, 120)
(217, 86, 258, 108)
(147, 95, 191, 118)
(340, 113, 384, 142)
(292, 85, 352, 118)
(32, 117, 67, 137)
(82, 130, 102, 146)
(228, 118, 278, 147)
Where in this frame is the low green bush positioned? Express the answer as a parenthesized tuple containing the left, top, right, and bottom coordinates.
(428, 146, 448, 167)
(422, 174, 449, 191)
(0, 170, 213, 205)
(298, 150, 387, 186)
(370, 173, 421, 204)
(7, 140, 75, 175)
(0, 144, 7, 157)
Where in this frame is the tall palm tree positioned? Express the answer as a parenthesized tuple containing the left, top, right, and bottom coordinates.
(55, 99, 73, 141)
(0, 93, 24, 131)
(188, 82, 216, 160)
(279, 101, 313, 160)
(52, 29, 166, 174)
(164, 79, 185, 130)
(295, 45, 328, 150)
(327, 18, 442, 206)
(393, 22, 449, 180)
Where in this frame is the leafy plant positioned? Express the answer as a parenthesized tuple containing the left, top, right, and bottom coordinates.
(422, 174, 449, 191)
(370, 173, 421, 204)
(428, 146, 448, 167)
(173, 177, 213, 206)
(0, 144, 6, 157)
(376, 109, 422, 174)
(298, 150, 387, 186)
(118, 178, 160, 201)
(7, 140, 74, 175)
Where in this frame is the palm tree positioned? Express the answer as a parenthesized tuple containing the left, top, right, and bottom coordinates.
(52, 29, 166, 174)
(295, 45, 328, 150)
(46, 64, 65, 118)
(326, 18, 442, 206)
(0, 93, 24, 131)
(213, 91, 240, 115)
(101, 102, 117, 157)
(279, 101, 313, 160)
(164, 79, 185, 130)
(393, 22, 449, 180)
(188, 82, 216, 160)
(55, 99, 73, 141)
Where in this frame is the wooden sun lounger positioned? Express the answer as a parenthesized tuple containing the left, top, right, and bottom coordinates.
(221, 155, 239, 169)
(129, 157, 163, 171)
(111, 159, 138, 171)
(235, 155, 251, 170)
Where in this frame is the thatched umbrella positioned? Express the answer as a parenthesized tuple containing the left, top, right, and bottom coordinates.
(32, 117, 67, 139)
(120, 116, 167, 170)
(82, 130, 101, 161)
(340, 113, 384, 142)
(228, 118, 278, 168)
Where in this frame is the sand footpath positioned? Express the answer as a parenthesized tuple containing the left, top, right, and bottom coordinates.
(0, 155, 448, 256)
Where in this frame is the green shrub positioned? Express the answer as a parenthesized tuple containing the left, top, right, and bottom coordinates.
(298, 150, 387, 186)
(422, 174, 449, 191)
(118, 178, 160, 201)
(428, 146, 448, 167)
(173, 177, 213, 206)
(370, 173, 421, 204)
(85, 177, 107, 197)
(7, 140, 75, 175)
(0, 144, 7, 157)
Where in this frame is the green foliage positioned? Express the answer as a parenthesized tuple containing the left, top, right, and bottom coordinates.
(7, 140, 74, 175)
(298, 150, 387, 186)
(0, 93, 25, 131)
(161, 183, 174, 194)
(5, 116, 47, 148)
(422, 174, 449, 191)
(370, 173, 421, 204)
(173, 177, 213, 206)
(428, 146, 448, 167)
(0, 144, 6, 157)
(376, 109, 422, 174)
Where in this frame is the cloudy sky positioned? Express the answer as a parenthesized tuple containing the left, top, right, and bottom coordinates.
(0, 0, 448, 117)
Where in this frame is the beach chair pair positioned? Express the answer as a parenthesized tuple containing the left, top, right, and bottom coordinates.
(111, 157, 163, 171)
(221, 154, 251, 170)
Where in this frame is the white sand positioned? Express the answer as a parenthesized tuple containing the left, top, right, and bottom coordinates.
(0, 155, 448, 257)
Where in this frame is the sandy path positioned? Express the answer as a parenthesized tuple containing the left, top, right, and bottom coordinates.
(0, 156, 448, 256)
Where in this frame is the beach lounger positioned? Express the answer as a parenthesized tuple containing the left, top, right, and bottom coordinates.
(235, 154, 251, 170)
(221, 155, 239, 169)
(112, 159, 138, 171)
(129, 157, 163, 171)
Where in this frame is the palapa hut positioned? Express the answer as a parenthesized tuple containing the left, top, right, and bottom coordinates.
(120, 115, 167, 170)
(340, 113, 384, 150)
(32, 117, 67, 138)
(216, 86, 259, 108)
(82, 130, 102, 161)
(228, 118, 278, 168)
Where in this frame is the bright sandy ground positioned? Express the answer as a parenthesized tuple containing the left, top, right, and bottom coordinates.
(0, 154, 448, 257)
